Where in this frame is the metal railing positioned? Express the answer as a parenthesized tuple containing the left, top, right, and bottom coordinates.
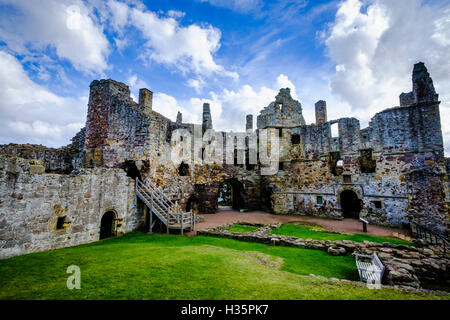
(410, 221, 448, 254)
(136, 178, 195, 234)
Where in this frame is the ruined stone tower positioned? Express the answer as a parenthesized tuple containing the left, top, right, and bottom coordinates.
(176, 111, 182, 124)
(315, 100, 327, 125)
(246, 115, 253, 131)
(139, 88, 153, 115)
(202, 103, 213, 134)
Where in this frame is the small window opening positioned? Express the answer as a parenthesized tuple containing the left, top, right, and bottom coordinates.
(56, 217, 66, 230)
(317, 196, 323, 205)
(373, 201, 382, 209)
(359, 149, 376, 173)
(178, 162, 189, 176)
(331, 123, 339, 138)
(291, 134, 300, 145)
(279, 162, 284, 171)
(343, 175, 352, 184)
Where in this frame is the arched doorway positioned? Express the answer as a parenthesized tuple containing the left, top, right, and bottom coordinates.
(340, 190, 361, 219)
(100, 211, 116, 240)
(218, 179, 244, 211)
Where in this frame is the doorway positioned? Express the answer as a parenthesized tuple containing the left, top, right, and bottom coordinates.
(100, 211, 116, 239)
(218, 179, 244, 210)
(340, 190, 361, 219)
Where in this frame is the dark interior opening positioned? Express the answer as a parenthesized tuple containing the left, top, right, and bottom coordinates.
(186, 195, 199, 214)
(100, 211, 116, 240)
(373, 201, 382, 209)
(291, 134, 300, 145)
(56, 216, 66, 230)
(178, 162, 190, 176)
(120, 160, 142, 181)
(340, 190, 362, 219)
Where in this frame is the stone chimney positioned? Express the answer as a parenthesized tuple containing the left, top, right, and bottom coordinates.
(246, 114, 253, 131)
(315, 100, 327, 125)
(176, 111, 182, 124)
(139, 88, 153, 113)
(202, 103, 213, 134)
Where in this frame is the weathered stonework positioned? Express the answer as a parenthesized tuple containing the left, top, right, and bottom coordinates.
(0, 62, 448, 259)
(0, 157, 136, 259)
(261, 63, 447, 235)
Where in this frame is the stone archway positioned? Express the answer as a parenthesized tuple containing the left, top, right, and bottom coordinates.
(340, 190, 361, 219)
(218, 178, 245, 211)
(100, 210, 116, 240)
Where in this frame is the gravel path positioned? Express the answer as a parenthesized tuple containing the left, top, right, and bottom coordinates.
(188, 209, 408, 238)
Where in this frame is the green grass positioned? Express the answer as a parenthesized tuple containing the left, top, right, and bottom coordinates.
(227, 223, 259, 233)
(272, 223, 413, 246)
(0, 232, 443, 300)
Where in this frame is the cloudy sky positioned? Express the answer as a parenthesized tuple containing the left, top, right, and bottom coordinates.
(0, 0, 449, 155)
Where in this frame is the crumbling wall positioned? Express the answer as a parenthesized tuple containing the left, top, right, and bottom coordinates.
(0, 157, 137, 259)
(0, 144, 76, 174)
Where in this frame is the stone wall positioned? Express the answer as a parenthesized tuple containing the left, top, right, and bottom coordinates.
(0, 157, 137, 259)
(83, 79, 261, 214)
(0, 144, 76, 174)
(260, 63, 447, 233)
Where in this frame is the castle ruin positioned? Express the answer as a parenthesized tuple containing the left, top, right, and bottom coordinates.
(1, 62, 449, 259)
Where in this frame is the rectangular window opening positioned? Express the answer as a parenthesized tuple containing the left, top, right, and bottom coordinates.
(317, 196, 323, 205)
(56, 217, 66, 230)
(291, 134, 300, 145)
(373, 201, 382, 209)
(343, 175, 352, 184)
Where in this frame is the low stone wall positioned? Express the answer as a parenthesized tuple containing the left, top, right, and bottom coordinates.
(198, 223, 449, 291)
(0, 157, 138, 259)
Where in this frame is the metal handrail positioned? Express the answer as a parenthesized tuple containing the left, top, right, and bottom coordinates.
(136, 178, 194, 234)
(410, 221, 448, 253)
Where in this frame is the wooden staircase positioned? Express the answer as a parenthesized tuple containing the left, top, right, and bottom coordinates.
(136, 178, 195, 235)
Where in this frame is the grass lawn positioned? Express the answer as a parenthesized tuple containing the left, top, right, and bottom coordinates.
(227, 224, 259, 233)
(272, 223, 413, 246)
(0, 232, 443, 300)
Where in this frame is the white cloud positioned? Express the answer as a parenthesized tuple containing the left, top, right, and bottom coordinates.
(197, 0, 263, 14)
(0, 51, 86, 147)
(0, 0, 110, 75)
(187, 78, 206, 93)
(325, 0, 450, 155)
(105, 0, 237, 79)
(127, 74, 150, 101)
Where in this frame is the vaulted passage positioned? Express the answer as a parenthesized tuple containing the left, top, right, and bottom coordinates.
(340, 190, 361, 219)
(100, 211, 116, 240)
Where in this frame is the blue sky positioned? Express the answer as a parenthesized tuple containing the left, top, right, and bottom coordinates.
(0, 0, 449, 155)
